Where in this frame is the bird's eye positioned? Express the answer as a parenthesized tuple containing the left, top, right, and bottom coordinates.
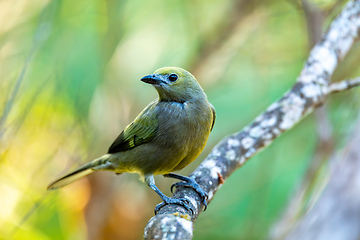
(168, 74, 178, 82)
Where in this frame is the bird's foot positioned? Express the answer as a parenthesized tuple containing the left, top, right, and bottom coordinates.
(165, 173, 208, 210)
(171, 180, 208, 210)
(154, 196, 193, 215)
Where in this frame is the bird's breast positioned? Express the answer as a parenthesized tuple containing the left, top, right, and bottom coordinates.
(129, 100, 213, 175)
(156, 100, 212, 154)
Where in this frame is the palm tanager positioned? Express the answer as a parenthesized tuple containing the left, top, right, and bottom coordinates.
(47, 67, 216, 213)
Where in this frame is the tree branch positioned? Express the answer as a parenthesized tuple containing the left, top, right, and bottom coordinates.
(270, 1, 357, 236)
(282, 113, 360, 240)
(144, 0, 360, 239)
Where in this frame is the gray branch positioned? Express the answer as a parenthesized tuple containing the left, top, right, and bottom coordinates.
(144, 0, 360, 239)
(282, 115, 360, 240)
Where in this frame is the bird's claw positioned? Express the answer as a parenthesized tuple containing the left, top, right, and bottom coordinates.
(154, 197, 193, 215)
(170, 181, 186, 193)
(170, 180, 208, 210)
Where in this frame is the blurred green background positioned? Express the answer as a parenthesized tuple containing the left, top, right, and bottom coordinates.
(1, 0, 359, 239)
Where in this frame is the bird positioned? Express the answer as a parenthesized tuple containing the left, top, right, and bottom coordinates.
(47, 67, 216, 214)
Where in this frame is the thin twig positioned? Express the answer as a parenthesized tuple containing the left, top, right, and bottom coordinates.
(328, 77, 360, 93)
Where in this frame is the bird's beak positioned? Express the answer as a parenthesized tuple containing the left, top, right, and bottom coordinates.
(141, 74, 166, 85)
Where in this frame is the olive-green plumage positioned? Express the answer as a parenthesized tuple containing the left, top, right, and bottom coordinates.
(48, 67, 215, 211)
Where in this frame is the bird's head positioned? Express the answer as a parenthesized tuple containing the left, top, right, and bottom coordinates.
(141, 67, 206, 103)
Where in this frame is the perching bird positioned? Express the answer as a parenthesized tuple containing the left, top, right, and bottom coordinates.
(48, 67, 215, 213)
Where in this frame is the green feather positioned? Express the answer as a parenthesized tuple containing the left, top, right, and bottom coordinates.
(108, 103, 158, 153)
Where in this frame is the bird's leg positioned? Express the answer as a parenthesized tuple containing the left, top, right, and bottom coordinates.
(164, 173, 208, 210)
(144, 175, 193, 214)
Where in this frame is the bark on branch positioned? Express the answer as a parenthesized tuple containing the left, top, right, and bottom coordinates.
(144, 1, 360, 239)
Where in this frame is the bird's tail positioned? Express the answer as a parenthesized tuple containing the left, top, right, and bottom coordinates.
(47, 154, 111, 190)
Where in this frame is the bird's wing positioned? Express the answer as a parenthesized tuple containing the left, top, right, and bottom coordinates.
(210, 103, 216, 131)
(108, 104, 158, 153)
